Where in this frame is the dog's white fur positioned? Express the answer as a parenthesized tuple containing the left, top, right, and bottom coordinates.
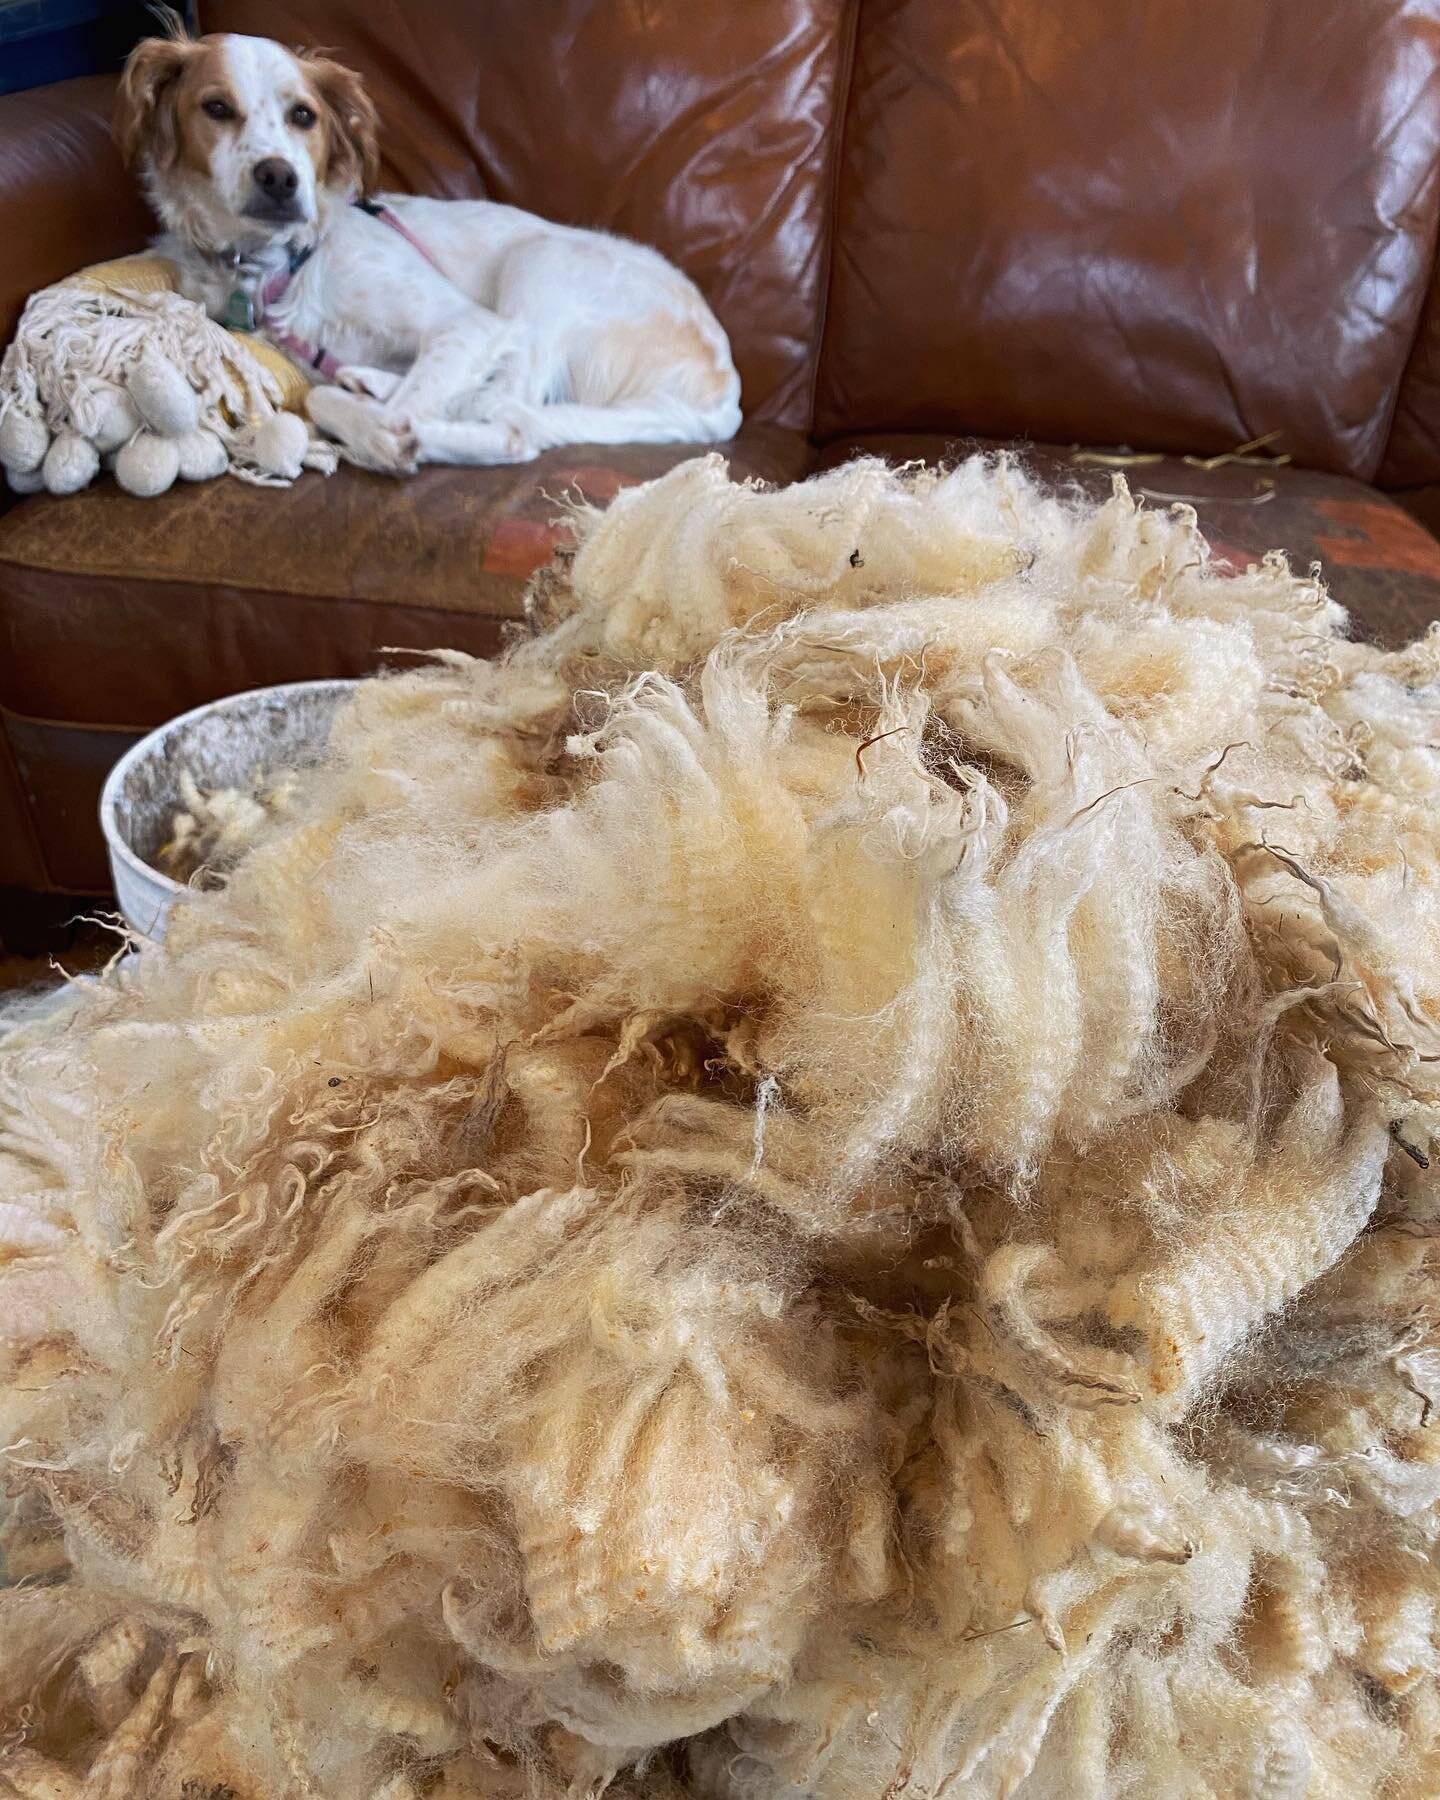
(116, 32, 743, 472)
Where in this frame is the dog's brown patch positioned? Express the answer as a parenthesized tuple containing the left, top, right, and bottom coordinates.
(173, 41, 241, 177)
(299, 51, 381, 195)
(114, 34, 230, 173)
(600, 308, 735, 409)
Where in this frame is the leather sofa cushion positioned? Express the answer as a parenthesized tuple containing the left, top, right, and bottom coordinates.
(0, 426, 810, 731)
(201, 0, 854, 431)
(814, 0, 1440, 479)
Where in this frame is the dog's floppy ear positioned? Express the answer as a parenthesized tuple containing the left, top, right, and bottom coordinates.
(114, 34, 196, 170)
(302, 52, 381, 196)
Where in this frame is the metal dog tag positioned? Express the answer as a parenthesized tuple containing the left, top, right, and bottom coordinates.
(224, 288, 256, 333)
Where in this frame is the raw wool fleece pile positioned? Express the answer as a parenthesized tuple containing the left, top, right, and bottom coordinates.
(6, 455, 1440, 1800)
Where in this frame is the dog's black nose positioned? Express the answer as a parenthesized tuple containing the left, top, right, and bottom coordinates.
(252, 158, 299, 202)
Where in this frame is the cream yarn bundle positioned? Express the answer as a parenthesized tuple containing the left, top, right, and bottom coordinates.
(5, 454, 1440, 1798)
(0, 274, 333, 497)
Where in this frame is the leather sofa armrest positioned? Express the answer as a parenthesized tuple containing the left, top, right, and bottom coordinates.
(0, 75, 155, 351)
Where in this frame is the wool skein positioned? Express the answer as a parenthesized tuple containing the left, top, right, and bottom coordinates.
(41, 428, 101, 495)
(175, 427, 230, 483)
(0, 408, 49, 474)
(114, 428, 182, 497)
(127, 346, 201, 438)
(88, 383, 144, 456)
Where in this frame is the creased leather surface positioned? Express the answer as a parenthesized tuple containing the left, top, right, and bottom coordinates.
(203, 0, 850, 429)
(1, 710, 135, 893)
(1, 426, 808, 887)
(0, 717, 47, 891)
(0, 75, 154, 351)
(815, 0, 1440, 479)
(1382, 257, 1440, 484)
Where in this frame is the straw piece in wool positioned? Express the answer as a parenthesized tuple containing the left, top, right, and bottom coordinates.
(5, 453, 1440, 1797)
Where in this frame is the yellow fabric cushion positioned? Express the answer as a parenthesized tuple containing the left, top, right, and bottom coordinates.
(67, 255, 310, 412)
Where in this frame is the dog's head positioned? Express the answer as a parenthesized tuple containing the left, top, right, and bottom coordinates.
(115, 30, 379, 250)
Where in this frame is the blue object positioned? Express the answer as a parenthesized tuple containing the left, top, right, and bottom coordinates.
(0, 0, 194, 96)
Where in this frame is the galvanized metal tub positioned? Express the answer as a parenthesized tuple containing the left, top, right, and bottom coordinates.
(99, 678, 356, 939)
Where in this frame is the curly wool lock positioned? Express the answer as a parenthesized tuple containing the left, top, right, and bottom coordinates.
(4, 454, 1440, 1798)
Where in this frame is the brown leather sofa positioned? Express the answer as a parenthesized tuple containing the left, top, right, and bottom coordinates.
(7, 0, 1440, 908)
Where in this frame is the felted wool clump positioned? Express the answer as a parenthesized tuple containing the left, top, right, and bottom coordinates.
(6, 454, 1440, 1798)
(158, 766, 302, 887)
(0, 260, 334, 497)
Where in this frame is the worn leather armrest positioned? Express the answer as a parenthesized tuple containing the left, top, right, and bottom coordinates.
(0, 75, 155, 351)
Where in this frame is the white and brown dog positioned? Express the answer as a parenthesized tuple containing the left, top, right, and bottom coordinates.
(114, 30, 742, 472)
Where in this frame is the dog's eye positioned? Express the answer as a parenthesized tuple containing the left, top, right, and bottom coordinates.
(202, 98, 236, 122)
(289, 104, 318, 130)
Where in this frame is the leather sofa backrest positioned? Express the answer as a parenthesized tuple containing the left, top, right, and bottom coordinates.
(814, 0, 1440, 478)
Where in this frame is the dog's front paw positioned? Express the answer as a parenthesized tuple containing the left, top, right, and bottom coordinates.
(382, 416, 420, 475)
(352, 413, 418, 476)
(335, 365, 402, 403)
(308, 388, 418, 475)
